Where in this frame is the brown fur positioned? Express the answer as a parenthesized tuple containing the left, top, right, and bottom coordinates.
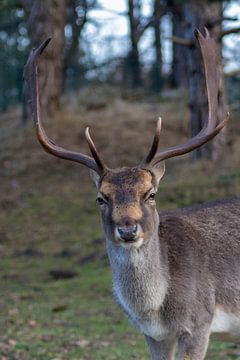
(97, 167, 240, 360)
(29, 29, 237, 360)
(100, 167, 154, 226)
(112, 204, 143, 223)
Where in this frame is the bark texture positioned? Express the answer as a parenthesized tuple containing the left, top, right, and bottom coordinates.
(171, 4, 188, 89)
(127, 0, 142, 88)
(182, 1, 227, 161)
(64, 0, 88, 75)
(151, 0, 163, 91)
(28, 0, 67, 115)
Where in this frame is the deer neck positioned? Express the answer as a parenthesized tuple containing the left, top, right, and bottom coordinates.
(106, 212, 169, 319)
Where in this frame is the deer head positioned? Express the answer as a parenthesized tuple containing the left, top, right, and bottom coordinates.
(23, 29, 229, 249)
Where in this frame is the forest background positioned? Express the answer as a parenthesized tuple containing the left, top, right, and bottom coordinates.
(0, 0, 240, 359)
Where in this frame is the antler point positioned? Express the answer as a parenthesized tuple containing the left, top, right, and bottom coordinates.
(157, 117, 162, 132)
(194, 29, 200, 38)
(204, 27, 210, 38)
(85, 127, 90, 141)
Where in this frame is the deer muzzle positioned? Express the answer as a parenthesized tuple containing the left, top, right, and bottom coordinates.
(117, 224, 138, 242)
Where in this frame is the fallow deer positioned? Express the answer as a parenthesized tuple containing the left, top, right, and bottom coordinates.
(24, 29, 240, 359)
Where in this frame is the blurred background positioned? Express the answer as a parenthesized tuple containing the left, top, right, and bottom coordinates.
(0, 0, 240, 359)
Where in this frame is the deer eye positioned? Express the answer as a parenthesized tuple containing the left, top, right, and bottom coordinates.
(96, 196, 108, 206)
(146, 193, 156, 202)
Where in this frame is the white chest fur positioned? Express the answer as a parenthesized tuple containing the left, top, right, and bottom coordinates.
(210, 307, 240, 338)
(114, 282, 169, 341)
(111, 245, 169, 341)
(139, 318, 169, 341)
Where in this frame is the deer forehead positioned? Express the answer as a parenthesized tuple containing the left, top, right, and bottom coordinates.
(100, 168, 153, 201)
(100, 168, 153, 222)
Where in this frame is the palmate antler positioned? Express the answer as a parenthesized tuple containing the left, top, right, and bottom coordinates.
(24, 29, 229, 173)
(141, 28, 229, 167)
(23, 38, 106, 175)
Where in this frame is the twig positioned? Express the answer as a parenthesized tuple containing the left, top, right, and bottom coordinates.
(165, 35, 193, 47)
(219, 27, 240, 40)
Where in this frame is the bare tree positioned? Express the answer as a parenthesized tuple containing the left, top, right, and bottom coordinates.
(126, 0, 142, 87)
(151, 0, 165, 91)
(168, 1, 188, 89)
(23, 0, 67, 116)
(125, 0, 154, 88)
(64, 0, 98, 77)
(169, 1, 240, 161)
(181, 1, 227, 161)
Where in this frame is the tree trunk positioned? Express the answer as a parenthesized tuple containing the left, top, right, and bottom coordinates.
(151, 0, 163, 92)
(171, 5, 188, 89)
(127, 0, 142, 88)
(64, 0, 88, 83)
(183, 1, 227, 161)
(27, 0, 66, 115)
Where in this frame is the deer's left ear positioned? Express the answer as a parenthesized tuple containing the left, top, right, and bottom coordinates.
(151, 161, 165, 184)
(90, 169, 101, 188)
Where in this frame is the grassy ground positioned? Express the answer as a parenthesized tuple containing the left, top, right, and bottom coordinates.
(0, 87, 239, 359)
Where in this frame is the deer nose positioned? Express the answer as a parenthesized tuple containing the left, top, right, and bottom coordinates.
(117, 224, 138, 242)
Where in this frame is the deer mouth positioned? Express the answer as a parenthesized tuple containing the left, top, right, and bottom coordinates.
(114, 225, 144, 248)
(117, 236, 144, 249)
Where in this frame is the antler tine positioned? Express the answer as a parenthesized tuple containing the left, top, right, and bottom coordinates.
(85, 127, 105, 173)
(144, 28, 229, 166)
(140, 117, 161, 166)
(23, 39, 105, 175)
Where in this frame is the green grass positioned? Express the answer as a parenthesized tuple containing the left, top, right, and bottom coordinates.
(1, 187, 239, 359)
(1, 256, 239, 360)
(0, 94, 240, 359)
(0, 256, 147, 360)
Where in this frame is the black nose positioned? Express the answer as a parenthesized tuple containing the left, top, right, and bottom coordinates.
(117, 225, 138, 242)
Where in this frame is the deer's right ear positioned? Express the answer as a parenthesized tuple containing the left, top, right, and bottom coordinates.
(151, 161, 165, 185)
(90, 169, 101, 187)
